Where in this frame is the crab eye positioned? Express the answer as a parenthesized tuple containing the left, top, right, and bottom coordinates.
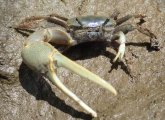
(104, 19, 116, 27)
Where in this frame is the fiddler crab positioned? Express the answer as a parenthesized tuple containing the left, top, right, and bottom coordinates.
(15, 12, 159, 117)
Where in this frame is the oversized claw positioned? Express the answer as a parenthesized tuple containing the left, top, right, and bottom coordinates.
(21, 28, 117, 117)
(113, 31, 126, 62)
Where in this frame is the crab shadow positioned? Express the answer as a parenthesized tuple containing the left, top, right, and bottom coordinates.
(63, 41, 151, 75)
(19, 63, 92, 120)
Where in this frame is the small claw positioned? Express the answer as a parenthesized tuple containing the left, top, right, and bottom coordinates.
(113, 43, 125, 62)
(113, 31, 126, 62)
(53, 52, 117, 95)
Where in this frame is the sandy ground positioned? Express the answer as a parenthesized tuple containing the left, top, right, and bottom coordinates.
(0, 0, 165, 120)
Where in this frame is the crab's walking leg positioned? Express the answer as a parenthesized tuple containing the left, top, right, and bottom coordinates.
(114, 24, 155, 37)
(116, 14, 146, 25)
(22, 28, 117, 117)
(15, 14, 68, 29)
(110, 10, 120, 20)
(48, 13, 68, 21)
(113, 24, 160, 50)
(113, 31, 126, 62)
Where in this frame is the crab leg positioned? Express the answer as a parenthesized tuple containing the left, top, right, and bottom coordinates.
(113, 24, 159, 50)
(22, 28, 117, 117)
(116, 14, 146, 25)
(110, 10, 120, 20)
(15, 14, 68, 30)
